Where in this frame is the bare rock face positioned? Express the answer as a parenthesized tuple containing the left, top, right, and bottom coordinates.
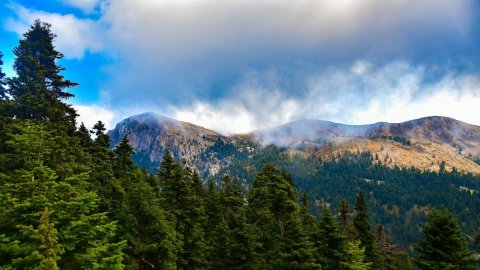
(108, 112, 227, 174)
(109, 114, 480, 175)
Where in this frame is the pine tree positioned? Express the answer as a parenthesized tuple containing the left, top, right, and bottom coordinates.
(0, 50, 11, 148)
(316, 207, 346, 270)
(181, 166, 207, 270)
(207, 176, 253, 270)
(414, 209, 474, 270)
(0, 121, 125, 269)
(247, 163, 319, 270)
(7, 20, 77, 130)
(11, 207, 63, 270)
(111, 137, 176, 269)
(121, 170, 176, 270)
(300, 192, 317, 232)
(158, 151, 207, 269)
(341, 240, 373, 270)
(114, 135, 135, 174)
(353, 190, 383, 269)
(90, 121, 122, 213)
(0, 20, 126, 269)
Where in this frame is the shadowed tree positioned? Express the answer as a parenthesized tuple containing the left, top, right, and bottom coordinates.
(414, 209, 474, 270)
(316, 207, 346, 270)
(353, 190, 383, 269)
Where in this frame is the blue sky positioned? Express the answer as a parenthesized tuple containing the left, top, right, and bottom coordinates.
(1, 0, 479, 133)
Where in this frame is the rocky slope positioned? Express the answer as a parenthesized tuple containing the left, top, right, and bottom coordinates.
(109, 114, 480, 175)
(109, 112, 225, 174)
(257, 116, 480, 174)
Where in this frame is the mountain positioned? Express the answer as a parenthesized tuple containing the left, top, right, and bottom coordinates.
(257, 116, 480, 174)
(109, 113, 480, 175)
(109, 113, 480, 249)
(108, 112, 226, 175)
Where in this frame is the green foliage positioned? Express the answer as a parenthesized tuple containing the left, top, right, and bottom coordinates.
(206, 176, 254, 270)
(0, 20, 125, 269)
(216, 148, 480, 251)
(158, 151, 207, 269)
(341, 240, 373, 270)
(247, 163, 319, 270)
(6, 20, 77, 130)
(316, 207, 346, 270)
(353, 190, 383, 269)
(118, 170, 176, 270)
(0, 122, 125, 269)
(414, 209, 475, 270)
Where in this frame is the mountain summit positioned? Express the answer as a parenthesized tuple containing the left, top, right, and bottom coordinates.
(109, 114, 480, 175)
(109, 112, 224, 171)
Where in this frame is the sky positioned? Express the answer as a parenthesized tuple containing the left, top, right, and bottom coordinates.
(0, 0, 479, 134)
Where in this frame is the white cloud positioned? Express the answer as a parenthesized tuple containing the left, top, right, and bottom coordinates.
(97, 0, 475, 108)
(163, 61, 480, 133)
(173, 96, 300, 135)
(74, 104, 114, 130)
(4, 4, 103, 59)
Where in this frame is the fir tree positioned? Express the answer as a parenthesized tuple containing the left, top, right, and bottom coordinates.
(7, 20, 78, 130)
(14, 207, 63, 270)
(207, 176, 253, 270)
(414, 209, 474, 270)
(0, 121, 125, 269)
(90, 121, 122, 213)
(316, 207, 346, 270)
(341, 240, 373, 270)
(121, 170, 176, 270)
(247, 163, 319, 270)
(300, 192, 317, 232)
(158, 151, 207, 269)
(353, 190, 383, 269)
(112, 138, 176, 269)
(114, 135, 135, 174)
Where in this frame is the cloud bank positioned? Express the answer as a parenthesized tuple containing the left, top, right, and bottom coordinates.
(4, 0, 480, 133)
(171, 61, 480, 134)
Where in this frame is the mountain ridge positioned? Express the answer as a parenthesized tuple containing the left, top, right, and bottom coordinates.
(108, 113, 480, 175)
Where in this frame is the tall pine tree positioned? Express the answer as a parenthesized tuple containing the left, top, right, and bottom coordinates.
(158, 150, 207, 270)
(316, 207, 346, 270)
(7, 20, 77, 131)
(353, 190, 383, 269)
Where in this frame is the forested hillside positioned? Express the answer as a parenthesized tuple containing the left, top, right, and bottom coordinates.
(0, 20, 478, 269)
(212, 146, 480, 249)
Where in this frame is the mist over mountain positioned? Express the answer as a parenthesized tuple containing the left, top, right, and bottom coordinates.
(109, 113, 480, 175)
